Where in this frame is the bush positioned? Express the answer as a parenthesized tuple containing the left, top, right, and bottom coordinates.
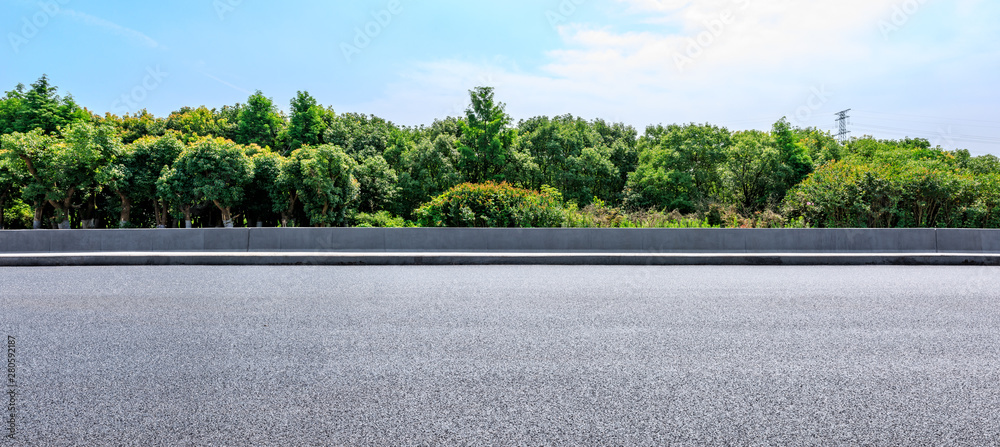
(415, 182, 566, 227)
(354, 211, 409, 228)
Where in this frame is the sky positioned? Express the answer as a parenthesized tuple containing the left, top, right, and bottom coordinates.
(2, 0, 999, 154)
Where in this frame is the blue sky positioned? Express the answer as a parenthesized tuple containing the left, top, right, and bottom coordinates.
(2, 0, 999, 154)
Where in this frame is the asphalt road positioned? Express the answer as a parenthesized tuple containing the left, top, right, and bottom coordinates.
(2, 266, 999, 446)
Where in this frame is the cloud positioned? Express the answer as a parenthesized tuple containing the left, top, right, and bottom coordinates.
(350, 0, 999, 152)
(60, 9, 163, 50)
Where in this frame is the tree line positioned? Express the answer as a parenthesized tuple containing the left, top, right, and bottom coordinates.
(2, 74, 999, 230)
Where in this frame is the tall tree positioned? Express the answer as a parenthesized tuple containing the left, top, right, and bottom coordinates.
(14, 75, 90, 134)
(287, 144, 359, 227)
(236, 91, 284, 150)
(458, 87, 517, 183)
(770, 118, 814, 203)
(282, 91, 331, 153)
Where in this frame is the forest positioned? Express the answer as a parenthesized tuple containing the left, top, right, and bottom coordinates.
(2, 75, 1000, 230)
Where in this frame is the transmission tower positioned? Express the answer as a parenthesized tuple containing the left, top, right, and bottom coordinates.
(835, 109, 852, 143)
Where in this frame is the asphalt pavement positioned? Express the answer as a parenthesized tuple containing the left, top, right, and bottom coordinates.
(2, 266, 999, 445)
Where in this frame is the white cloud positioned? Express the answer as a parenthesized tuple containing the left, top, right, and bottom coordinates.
(60, 9, 163, 50)
(352, 0, 999, 152)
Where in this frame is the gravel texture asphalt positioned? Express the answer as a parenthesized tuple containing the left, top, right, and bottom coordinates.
(1, 266, 999, 446)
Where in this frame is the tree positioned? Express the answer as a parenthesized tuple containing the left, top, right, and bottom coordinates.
(458, 87, 517, 183)
(158, 138, 253, 228)
(106, 134, 184, 227)
(624, 123, 730, 212)
(397, 135, 464, 218)
(10, 75, 90, 134)
(287, 144, 359, 227)
(721, 130, 778, 213)
(236, 91, 284, 149)
(770, 118, 814, 203)
(281, 91, 331, 153)
(415, 182, 565, 228)
(166, 106, 233, 143)
(0, 154, 26, 229)
(1, 124, 118, 229)
(98, 110, 167, 144)
(323, 112, 403, 162)
(242, 146, 284, 226)
(355, 155, 399, 214)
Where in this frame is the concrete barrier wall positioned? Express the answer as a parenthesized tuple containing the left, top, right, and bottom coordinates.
(1, 228, 999, 253)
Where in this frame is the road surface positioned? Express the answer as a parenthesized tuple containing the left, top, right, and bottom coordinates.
(2, 266, 999, 445)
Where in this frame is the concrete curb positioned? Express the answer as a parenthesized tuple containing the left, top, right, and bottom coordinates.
(2, 252, 1000, 266)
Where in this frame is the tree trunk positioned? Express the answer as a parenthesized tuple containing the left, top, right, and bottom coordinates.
(183, 205, 192, 229)
(214, 201, 234, 228)
(118, 192, 132, 228)
(81, 194, 98, 229)
(32, 204, 44, 229)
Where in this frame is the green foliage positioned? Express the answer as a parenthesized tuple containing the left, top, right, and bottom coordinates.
(355, 155, 399, 214)
(282, 91, 332, 153)
(783, 143, 977, 228)
(396, 135, 464, 218)
(2, 123, 119, 225)
(458, 87, 517, 183)
(166, 106, 236, 143)
(625, 123, 731, 212)
(721, 130, 778, 213)
(96, 110, 167, 145)
(242, 146, 284, 225)
(0, 75, 90, 135)
(324, 112, 403, 161)
(415, 182, 566, 228)
(564, 199, 716, 228)
(354, 210, 409, 228)
(770, 118, 814, 202)
(286, 144, 359, 227)
(236, 91, 284, 150)
(108, 133, 184, 226)
(158, 137, 253, 225)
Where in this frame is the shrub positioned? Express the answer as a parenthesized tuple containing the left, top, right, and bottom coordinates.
(354, 211, 409, 228)
(415, 182, 566, 227)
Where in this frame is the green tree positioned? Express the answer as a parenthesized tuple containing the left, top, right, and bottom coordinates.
(624, 123, 730, 212)
(5, 75, 91, 135)
(355, 155, 399, 214)
(287, 144, 359, 227)
(242, 146, 284, 226)
(281, 91, 332, 153)
(158, 138, 253, 227)
(770, 118, 814, 203)
(1, 124, 118, 228)
(106, 134, 184, 227)
(721, 130, 778, 213)
(397, 135, 464, 218)
(236, 91, 284, 149)
(458, 87, 517, 183)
